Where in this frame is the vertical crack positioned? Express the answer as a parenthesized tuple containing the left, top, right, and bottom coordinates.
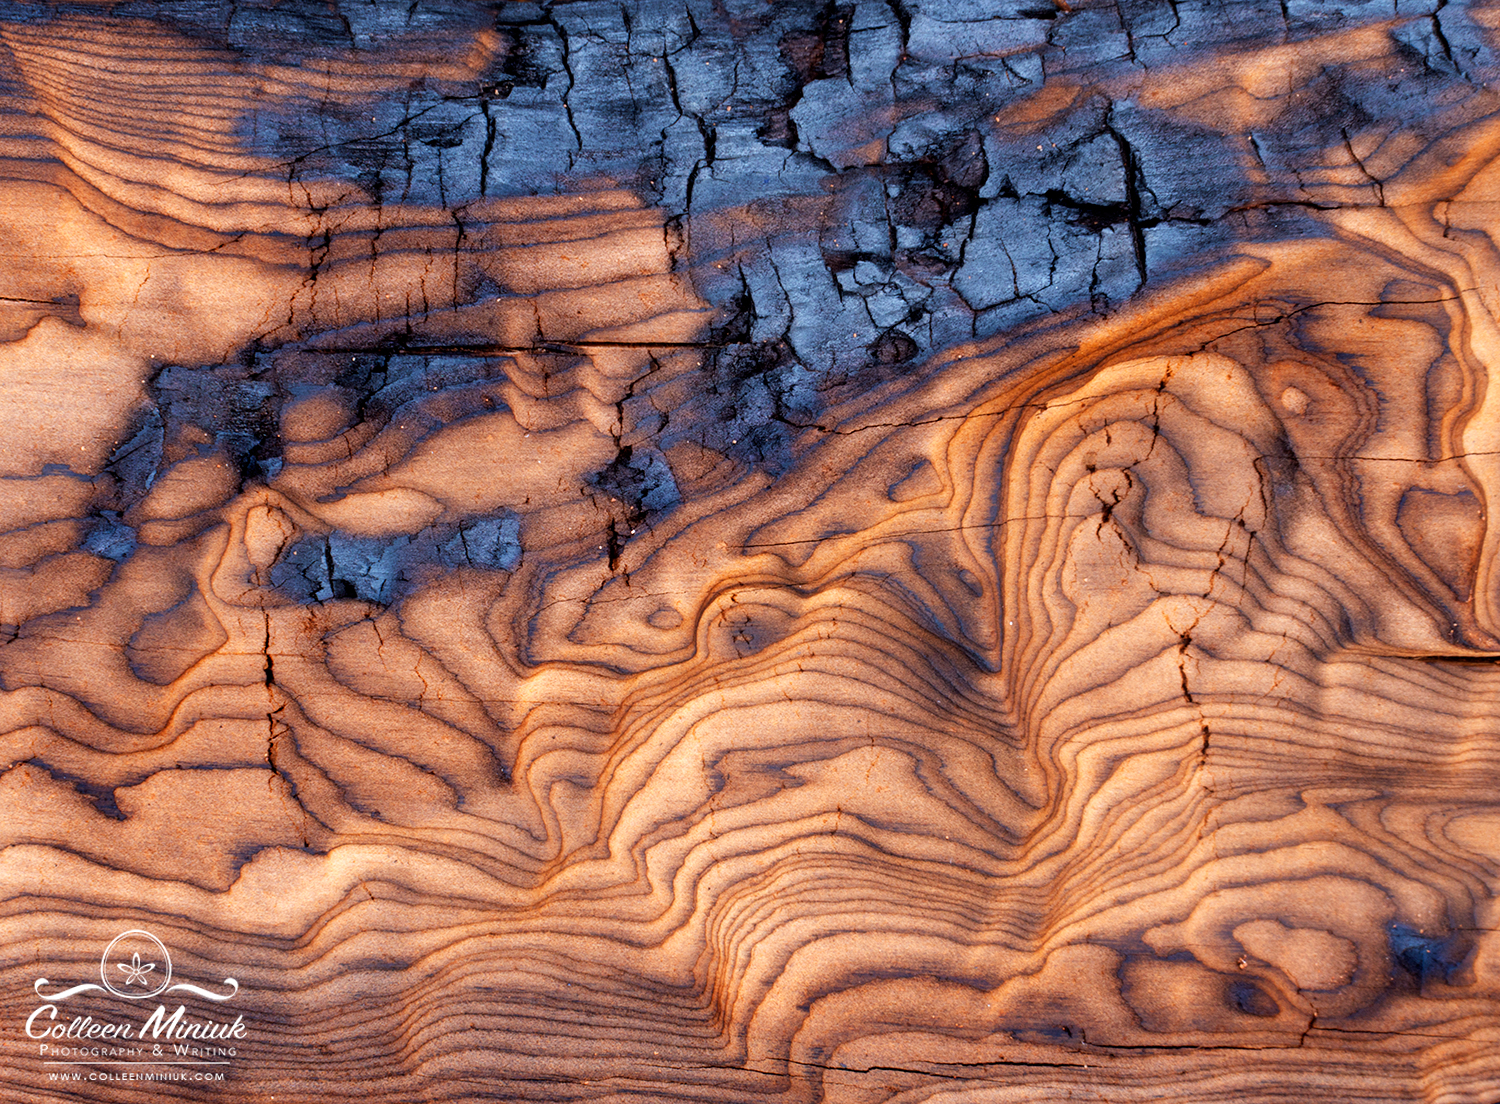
(546, 6, 584, 165)
(261, 608, 306, 846)
(261, 609, 275, 691)
(1341, 128, 1385, 206)
(478, 96, 496, 196)
(1104, 112, 1148, 287)
(1173, 614, 1213, 788)
(1431, 0, 1468, 80)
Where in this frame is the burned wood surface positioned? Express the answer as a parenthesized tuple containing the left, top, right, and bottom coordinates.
(1, 1, 1500, 1101)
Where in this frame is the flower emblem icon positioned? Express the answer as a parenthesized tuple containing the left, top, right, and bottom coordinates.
(99, 930, 172, 999)
(116, 952, 156, 987)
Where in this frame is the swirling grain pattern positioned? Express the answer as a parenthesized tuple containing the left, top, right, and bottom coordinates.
(1, 2, 1500, 1102)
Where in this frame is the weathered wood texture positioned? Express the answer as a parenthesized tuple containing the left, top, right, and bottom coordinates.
(2, 1, 1500, 1100)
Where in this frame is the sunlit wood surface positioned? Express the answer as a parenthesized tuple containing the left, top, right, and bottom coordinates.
(3, 2, 1500, 1101)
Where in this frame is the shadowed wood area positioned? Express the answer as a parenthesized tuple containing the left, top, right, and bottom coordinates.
(4, 1, 1500, 1101)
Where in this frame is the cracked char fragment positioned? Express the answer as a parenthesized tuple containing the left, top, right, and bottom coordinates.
(588, 447, 681, 522)
(787, 3, 902, 170)
(437, 514, 522, 572)
(271, 511, 521, 605)
(902, 12, 1049, 65)
(81, 511, 137, 563)
(953, 196, 1054, 311)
